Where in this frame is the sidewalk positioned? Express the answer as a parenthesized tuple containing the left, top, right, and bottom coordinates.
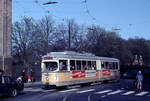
(24, 81, 42, 88)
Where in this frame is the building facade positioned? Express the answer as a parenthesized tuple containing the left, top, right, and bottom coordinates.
(0, 0, 12, 76)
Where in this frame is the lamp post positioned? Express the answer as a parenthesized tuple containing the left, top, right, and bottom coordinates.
(112, 28, 120, 31)
(2, 0, 4, 72)
(68, 21, 71, 50)
(112, 28, 120, 33)
(43, 1, 58, 5)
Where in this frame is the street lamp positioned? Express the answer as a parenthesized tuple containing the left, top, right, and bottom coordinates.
(88, 28, 95, 30)
(112, 28, 120, 31)
(43, 1, 58, 5)
(2, 4, 4, 72)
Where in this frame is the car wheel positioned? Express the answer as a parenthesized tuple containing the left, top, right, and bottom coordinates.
(11, 89, 18, 97)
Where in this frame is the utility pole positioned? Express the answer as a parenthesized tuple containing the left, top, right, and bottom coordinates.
(68, 21, 71, 50)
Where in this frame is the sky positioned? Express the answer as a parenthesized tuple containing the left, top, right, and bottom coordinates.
(12, 0, 150, 39)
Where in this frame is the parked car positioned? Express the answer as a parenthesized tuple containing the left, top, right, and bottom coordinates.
(123, 69, 137, 79)
(0, 75, 24, 97)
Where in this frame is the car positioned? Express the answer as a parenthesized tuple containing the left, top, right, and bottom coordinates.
(123, 69, 137, 79)
(0, 75, 24, 97)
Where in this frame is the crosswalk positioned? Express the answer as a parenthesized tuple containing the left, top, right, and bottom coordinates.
(107, 90, 123, 95)
(24, 87, 150, 97)
(121, 91, 135, 95)
(59, 89, 78, 93)
(95, 90, 150, 97)
(135, 91, 149, 96)
(76, 89, 95, 93)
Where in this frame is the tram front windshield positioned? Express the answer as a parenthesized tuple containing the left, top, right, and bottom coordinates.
(45, 62, 58, 71)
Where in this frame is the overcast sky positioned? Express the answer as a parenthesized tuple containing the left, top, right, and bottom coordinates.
(12, 0, 150, 39)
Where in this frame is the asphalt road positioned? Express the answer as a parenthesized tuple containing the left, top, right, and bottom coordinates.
(1, 79, 150, 101)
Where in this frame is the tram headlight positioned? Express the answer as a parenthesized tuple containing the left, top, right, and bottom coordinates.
(46, 77, 49, 81)
(54, 75, 58, 81)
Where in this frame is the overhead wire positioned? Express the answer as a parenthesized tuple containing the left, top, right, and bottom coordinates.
(81, 0, 150, 31)
(82, 0, 96, 21)
(33, 0, 65, 22)
(14, 0, 150, 31)
(13, 0, 65, 22)
(81, 0, 119, 31)
(13, 0, 35, 15)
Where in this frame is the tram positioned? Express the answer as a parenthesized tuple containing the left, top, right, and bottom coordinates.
(41, 51, 120, 87)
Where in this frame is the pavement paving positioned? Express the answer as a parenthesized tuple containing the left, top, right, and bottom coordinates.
(24, 81, 42, 88)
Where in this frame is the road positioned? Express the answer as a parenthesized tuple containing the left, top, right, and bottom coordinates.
(1, 79, 150, 101)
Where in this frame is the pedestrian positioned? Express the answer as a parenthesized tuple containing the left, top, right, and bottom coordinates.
(21, 69, 26, 83)
(0, 69, 3, 76)
(136, 70, 143, 92)
(30, 69, 35, 83)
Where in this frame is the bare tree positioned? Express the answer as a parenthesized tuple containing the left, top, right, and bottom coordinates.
(12, 17, 39, 72)
(127, 38, 150, 66)
(38, 15, 55, 54)
(51, 19, 86, 52)
(52, 23, 68, 51)
(85, 25, 132, 66)
(66, 19, 86, 51)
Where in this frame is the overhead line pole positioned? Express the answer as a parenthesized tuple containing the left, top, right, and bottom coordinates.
(68, 21, 71, 50)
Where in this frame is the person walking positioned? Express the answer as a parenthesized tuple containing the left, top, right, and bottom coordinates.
(30, 69, 35, 83)
(0, 69, 3, 76)
(136, 70, 143, 92)
(21, 69, 26, 83)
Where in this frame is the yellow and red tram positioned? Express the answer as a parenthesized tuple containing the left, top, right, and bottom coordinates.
(41, 51, 120, 87)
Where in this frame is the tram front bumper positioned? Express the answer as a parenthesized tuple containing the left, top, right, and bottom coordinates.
(42, 81, 68, 87)
(42, 81, 60, 87)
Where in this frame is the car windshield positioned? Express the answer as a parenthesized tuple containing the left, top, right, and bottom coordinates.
(45, 62, 58, 71)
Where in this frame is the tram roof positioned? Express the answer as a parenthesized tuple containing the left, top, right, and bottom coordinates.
(43, 51, 119, 61)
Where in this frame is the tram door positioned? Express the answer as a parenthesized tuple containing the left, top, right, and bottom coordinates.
(101, 61, 111, 79)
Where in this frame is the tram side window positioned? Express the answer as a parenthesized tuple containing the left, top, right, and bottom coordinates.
(77, 60, 81, 70)
(101, 62, 105, 69)
(113, 62, 116, 69)
(116, 62, 119, 69)
(91, 61, 96, 70)
(59, 60, 68, 71)
(88, 61, 92, 70)
(105, 62, 109, 69)
(70, 60, 76, 71)
(108, 62, 113, 69)
(82, 61, 87, 70)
